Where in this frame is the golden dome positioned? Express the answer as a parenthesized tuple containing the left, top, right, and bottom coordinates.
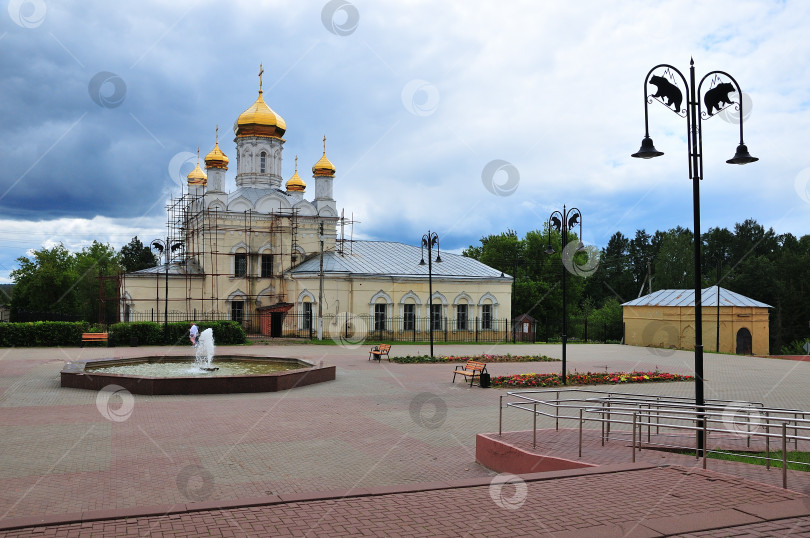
(204, 127, 229, 170)
(286, 156, 306, 192)
(234, 64, 286, 139)
(187, 149, 207, 185)
(312, 135, 336, 177)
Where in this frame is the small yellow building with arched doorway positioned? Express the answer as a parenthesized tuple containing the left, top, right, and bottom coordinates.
(622, 286, 771, 355)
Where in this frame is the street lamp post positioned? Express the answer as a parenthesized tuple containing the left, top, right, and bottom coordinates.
(317, 221, 324, 341)
(631, 58, 757, 455)
(419, 230, 442, 358)
(151, 238, 183, 343)
(546, 205, 583, 386)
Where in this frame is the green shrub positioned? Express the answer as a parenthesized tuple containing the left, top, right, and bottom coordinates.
(780, 339, 810, 355)
(391, 353, 558, 364)
(0, 320, 248, 347)
(203, 320, 247, 345)
(108, 322, 163, 346)
(0, 321, 90, 347)
(108, 320, 247, 346)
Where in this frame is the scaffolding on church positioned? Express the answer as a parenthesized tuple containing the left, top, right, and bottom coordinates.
(114, 196, 522, 342)
(117, 190, 356, 337)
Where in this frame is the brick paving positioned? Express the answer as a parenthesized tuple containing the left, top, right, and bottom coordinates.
(0, 343, 809, 536)
(488, 428, 810, 495)
(1, 465, 809, 536)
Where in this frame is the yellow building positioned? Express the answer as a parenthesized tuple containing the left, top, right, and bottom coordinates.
(622, 286, 771, 355)
(121, 70, 512, 338)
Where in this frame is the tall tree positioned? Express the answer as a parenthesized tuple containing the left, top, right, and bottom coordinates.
(652, 227, 693, 290)
(74, 241, 122, 323)
(702, 226, 734, 287)
(731, 219, 778, 263)
(0, 284, 13, 305)
(9, 242, 121, 323)
(464, 218, 807, 353)
(10, 244, 78, 317)
(600, 231, 634, 302)
(120, 236, 157, 272)
(628, 229, 653, 296)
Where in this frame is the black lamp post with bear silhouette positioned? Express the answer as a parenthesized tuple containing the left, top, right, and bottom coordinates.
(632, 58, 757, 456)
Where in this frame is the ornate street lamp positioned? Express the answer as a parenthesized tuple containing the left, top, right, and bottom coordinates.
(632, 58, 757, 454)
(419, 230, 442, 358)
(151, 238, 184, 343)
(546, 205, 583, 385)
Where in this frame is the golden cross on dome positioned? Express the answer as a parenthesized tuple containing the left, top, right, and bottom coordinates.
(258, 63, 264, 93)
(215, 125, 219, 143)
(294, 155, 298, 171)
(322, 135, 327, 154)
(196, 146, 200, 163)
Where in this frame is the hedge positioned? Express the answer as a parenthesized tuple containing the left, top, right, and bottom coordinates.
(108, 321, 247, 346)
(0, 321, 91, 347)
(0, 320, 247, 347)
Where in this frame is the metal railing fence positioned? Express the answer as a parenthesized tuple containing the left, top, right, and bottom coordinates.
(126, 311, 516, 342)
(498, 388, 810, 489)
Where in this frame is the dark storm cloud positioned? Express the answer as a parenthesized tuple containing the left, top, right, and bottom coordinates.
(0, 0, 807, 276)
(0, 1, 342, 226)
(0, 1, 235, 221)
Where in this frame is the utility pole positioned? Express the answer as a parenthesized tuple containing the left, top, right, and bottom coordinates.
(716, 261, 721, 353)
(318, 221, 324, 340)
(647, 261, 652, 295)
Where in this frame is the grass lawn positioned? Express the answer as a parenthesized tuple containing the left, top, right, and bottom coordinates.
(677, 449, 810, 472)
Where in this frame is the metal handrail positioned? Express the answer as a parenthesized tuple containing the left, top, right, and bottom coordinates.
(498, 388, 810, 489)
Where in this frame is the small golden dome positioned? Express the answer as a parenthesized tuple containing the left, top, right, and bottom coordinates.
(187, 149, 207, 185)
(286, 156, 306, 192)
(204, 127, 229, 170)
(234, 64, 286, 139)
(312, 135, 335, 177)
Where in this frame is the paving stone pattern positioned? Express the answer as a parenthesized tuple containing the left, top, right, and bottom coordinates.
(1, 465, 808, 536)
(1, 343, 810, 536)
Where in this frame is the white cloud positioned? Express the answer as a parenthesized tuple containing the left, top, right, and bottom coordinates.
(2, 0, 810, 282)
(0, 216, 163, 281)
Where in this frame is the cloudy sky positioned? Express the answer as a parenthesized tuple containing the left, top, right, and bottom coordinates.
(1, 0, 810, 283)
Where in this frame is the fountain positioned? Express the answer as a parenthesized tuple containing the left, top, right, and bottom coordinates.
(195, 328, 217, 371)
(60, 327, 336, 394)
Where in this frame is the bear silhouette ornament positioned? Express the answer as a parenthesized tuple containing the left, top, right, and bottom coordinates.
(650, 75, 682, 112)
(704, 82, 735, 116)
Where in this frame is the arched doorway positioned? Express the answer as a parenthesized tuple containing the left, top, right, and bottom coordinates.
(736, 328, 753, 355)
(681, 325, 695, 351)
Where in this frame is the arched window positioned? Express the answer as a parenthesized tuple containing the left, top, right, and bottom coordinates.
(231, 243, 249, 277)
(260, 151, 267, 173)
(297, 290, 316, 331)
(400, 291, 421, 332)
(234, 253, 247, 277)
(478, 293, 499, 330)
(226, 290, 247, 324)
(369, 290, 393, 332)
(453, 292, 472, 331)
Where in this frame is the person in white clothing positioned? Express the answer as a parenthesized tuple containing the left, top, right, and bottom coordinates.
(189, 322, 199, 346)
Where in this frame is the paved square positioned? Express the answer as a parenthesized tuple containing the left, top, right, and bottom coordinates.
(1, 343, 809, 535)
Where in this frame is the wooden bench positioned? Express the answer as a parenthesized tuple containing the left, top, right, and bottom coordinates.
(452, 360, 487, 387)
(368, 344, 391, 361)
(81, 332, 108, 347)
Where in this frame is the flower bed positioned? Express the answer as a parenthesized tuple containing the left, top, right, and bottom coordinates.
(391, 354, 558, 364)
(491, 370, 694, 388)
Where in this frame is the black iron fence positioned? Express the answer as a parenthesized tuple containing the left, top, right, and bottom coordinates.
(511, 317, 623, 344)
(327, 314, 514, 343)
(126, 310, 624, 344)
(570, 317, 624, 343)
(11, 310, 84, 323)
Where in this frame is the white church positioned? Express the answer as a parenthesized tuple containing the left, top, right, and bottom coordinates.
(121, 68, 512, 338)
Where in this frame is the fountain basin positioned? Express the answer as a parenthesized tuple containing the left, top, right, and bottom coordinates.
(61, 355, 336, 395)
